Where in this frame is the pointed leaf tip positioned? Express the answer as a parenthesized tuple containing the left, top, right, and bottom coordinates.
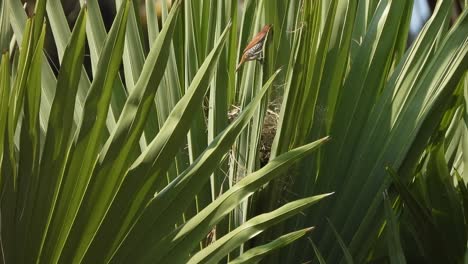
(273, 67, 283, 75)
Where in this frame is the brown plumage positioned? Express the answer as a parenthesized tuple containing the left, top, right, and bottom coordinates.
(236, 24, 272, 72)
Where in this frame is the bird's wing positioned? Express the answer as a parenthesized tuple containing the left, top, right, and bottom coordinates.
(242, 33, 266, 54)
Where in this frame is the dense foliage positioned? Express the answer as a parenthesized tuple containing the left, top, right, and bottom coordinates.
(0, 0, 467, 263)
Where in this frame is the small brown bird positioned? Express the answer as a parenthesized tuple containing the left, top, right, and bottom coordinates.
(236, 24, 273, 72)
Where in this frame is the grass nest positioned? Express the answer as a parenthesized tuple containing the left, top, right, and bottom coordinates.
(228, 98, 281, 168)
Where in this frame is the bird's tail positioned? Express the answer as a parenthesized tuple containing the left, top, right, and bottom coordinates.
(236, 57, 245, 72)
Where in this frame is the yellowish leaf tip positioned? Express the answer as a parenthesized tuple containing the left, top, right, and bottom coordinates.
(275, 66, 284, 74)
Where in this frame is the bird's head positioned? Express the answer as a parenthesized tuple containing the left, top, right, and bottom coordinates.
(262, 24, 273, 33)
